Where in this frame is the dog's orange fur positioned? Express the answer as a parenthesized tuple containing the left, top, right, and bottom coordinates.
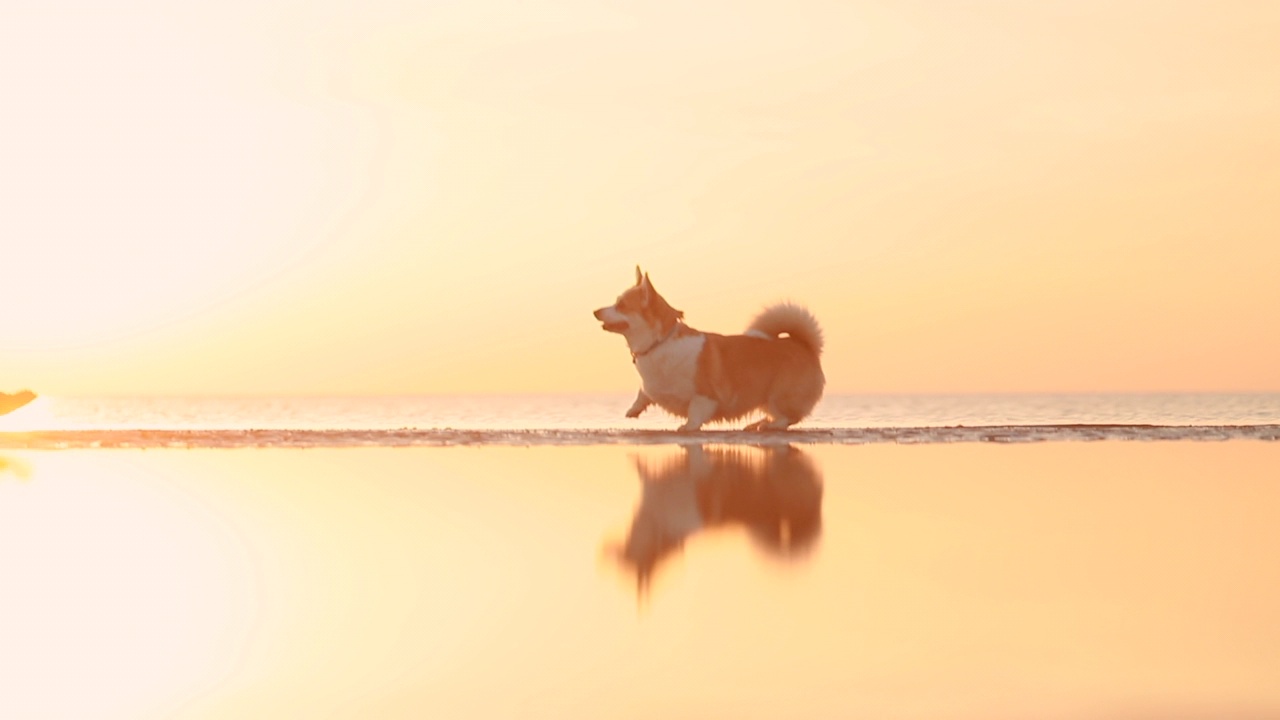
(594, 268, 825, 430)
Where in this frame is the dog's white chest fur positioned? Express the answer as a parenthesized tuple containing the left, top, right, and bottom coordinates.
(634, 334, 704, 411)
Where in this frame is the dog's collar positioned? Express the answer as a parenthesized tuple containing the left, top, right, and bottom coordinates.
(631, 323, 682, 363)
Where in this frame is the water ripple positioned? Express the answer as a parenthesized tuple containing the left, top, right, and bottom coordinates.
(2, 424, 1278, 449)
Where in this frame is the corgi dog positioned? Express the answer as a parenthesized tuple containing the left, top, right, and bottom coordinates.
(594, 267, 825, 431)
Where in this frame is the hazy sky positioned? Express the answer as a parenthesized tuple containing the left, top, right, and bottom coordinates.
(3, 0, 1278, 395)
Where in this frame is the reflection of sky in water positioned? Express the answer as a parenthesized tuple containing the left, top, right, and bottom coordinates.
(2, 443, 1279, 718)
(0, 455, 31, 479)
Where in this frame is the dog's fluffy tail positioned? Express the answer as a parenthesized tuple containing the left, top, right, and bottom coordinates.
(747, 303, 824, 356)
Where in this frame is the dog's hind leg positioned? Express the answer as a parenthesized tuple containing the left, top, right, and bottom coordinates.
(678, 394, 718, 432)
(745, 399, 797, 431)
(750, 381, 821, 431)
(745, 415, 794, 431)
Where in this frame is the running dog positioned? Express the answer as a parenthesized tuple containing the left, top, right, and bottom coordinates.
(594, 267, 824, 430)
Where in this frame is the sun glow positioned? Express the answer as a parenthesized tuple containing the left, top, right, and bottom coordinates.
(3, 1, 1279, 395)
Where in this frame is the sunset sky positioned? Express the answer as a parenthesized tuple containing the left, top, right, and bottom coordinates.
(3, 0, 1278, 396)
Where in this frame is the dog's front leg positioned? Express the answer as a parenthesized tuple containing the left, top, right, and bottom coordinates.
(625, 389, 652, 418)
(678, 395, 717, 432)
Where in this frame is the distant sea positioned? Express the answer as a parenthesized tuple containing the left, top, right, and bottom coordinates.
(2, 393, 1278, 449)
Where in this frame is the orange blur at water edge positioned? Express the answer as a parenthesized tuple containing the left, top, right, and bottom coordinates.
(2, 442, 1278, 719)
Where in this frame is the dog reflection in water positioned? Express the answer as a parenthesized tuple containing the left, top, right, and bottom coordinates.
(611, 444, 823, 591)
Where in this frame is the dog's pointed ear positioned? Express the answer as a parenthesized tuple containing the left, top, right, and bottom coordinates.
(634, 266, 643, 285)
(637, 271, 654, 300)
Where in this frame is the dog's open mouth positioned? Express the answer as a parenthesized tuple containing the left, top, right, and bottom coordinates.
(601, 321, 629, 333)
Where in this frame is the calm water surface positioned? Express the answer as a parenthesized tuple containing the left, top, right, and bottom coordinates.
(2, 443, 1278, 718)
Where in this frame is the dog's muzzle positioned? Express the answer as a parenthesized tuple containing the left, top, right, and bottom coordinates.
(594, 308, 629, 333)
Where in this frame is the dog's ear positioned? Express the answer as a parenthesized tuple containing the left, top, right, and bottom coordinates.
(638, 271, 654, 301)
(634, 266, 643, 285)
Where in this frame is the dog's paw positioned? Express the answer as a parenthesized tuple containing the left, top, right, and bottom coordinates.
(625, 407, 644, 418)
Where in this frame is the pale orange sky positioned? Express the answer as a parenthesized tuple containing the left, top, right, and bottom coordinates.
(3, 1, 1278, 395)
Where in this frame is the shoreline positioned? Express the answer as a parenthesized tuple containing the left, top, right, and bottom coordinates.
(2, 422, 1279, 450)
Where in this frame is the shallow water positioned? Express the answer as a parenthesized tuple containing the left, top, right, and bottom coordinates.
(2, 443, 1278, 719)
(3, 424, 1279, 449)
(4, 392, 1280, 431)
(2, 393, 1278, 449)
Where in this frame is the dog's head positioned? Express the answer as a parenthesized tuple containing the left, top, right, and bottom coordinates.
(593, 267, 684, 350)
